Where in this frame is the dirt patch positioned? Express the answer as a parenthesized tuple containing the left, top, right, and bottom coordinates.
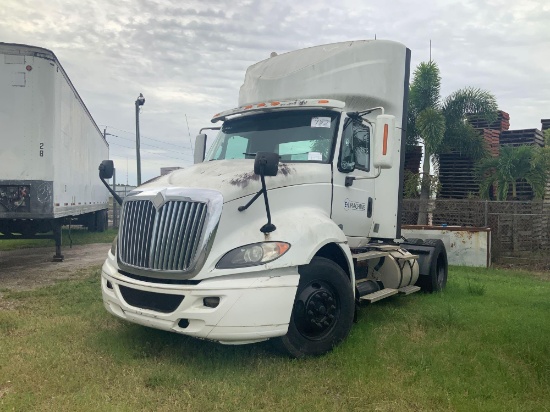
(229, 163, 295, 188)
(0, 243, 110, 292)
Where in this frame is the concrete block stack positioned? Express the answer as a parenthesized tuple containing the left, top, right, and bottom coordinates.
(438, 153, 478, 199)
(468, 110, 510, 131)
(438, 111, 510, 199)
(499, 129, 545, 148)
(481, 129, 501, 157)
(498, 128, 545, 200)
(469, 110, 511, 157)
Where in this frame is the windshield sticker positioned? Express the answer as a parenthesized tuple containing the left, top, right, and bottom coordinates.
(308, 152, 323, 161)
(311, 117, 331, 128)
(307, 152, 323, 161)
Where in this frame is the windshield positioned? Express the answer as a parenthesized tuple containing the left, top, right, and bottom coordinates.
(205, 110, 340, 163)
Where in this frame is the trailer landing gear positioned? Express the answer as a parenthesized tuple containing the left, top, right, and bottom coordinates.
(52, 220, 64, 262)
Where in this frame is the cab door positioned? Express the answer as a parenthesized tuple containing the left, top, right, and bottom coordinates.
(331, 117, 375, 239)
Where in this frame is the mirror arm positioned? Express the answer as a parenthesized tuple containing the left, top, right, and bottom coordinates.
(259, 172, 276, 233)
(237, 162, 276, 234)
(345, 167, 382, 187)
(199, 127, 220, 134)
(238, 188, 264, 212)
(99, 174, 123, 206)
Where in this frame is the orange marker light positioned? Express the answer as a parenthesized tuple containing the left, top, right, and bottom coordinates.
(318, 99, 329, 104)
(276, 242, 290, 255)
(257, 103, 266, 107)
(382, 124, 389, 155)
(244, 105, 253, 109)
(271, 101, 280, 106)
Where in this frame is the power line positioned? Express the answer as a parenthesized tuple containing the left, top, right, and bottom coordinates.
(100, 125, 190, 150)
(108, 142, 192, 162)
(106, 133, 193, 159)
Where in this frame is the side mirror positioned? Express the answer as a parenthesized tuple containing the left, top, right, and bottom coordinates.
(254, 152, 279, 177)
(98, 160, 122, 205)
(373, 115, 396, 169)
(99, 160, 114, 179)
(194, 134, 207, 164)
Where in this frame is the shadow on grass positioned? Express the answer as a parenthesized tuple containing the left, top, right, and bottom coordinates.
(93, 321, 280, 371)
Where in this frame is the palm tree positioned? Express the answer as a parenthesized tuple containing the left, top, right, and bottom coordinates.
(407, 61, 498, 224)
(477, 143, 550, 201)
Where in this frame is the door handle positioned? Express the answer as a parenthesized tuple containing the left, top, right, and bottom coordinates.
(367, 197, 373, 218)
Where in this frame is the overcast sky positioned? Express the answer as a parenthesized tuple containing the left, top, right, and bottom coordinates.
(2, 0, 549, 185)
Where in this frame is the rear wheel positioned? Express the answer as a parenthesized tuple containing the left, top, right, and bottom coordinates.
(417, 239, 448, 292)
(95, 210, 108, 232)
(87, 210, 108, 232)
(404, 237, 424, 245)
(276, 257, 354, 357)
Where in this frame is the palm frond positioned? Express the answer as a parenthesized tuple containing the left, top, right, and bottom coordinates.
(442, 122, 488, 160)
(417, 108, 445, 154)
(409, 61, 441, 114)
(442, 87, 498, 126)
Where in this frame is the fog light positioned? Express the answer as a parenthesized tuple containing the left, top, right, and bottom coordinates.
(178, 319, 189, 328)
(106, 280, 113, 289)
(203, 297, 220, 308)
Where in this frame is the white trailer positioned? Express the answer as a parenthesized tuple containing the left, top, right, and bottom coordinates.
(99, 40, 448, 357)
(0, 43, 109, 260)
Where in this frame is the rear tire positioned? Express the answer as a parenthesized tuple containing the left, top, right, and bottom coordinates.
(87, 210, 108, 232)
(96, 210, 108, 232)
(275, 257, 354, 357)
(417, 239, 448, 293)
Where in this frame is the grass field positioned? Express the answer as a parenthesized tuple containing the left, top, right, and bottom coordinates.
(0, 228, 117, 251)
(0, 266, 548, 411)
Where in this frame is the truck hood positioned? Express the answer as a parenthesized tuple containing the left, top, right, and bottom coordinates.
(138, 160, 332, 203)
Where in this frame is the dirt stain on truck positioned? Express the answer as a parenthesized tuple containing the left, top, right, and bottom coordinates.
(229, 164, 294, 188)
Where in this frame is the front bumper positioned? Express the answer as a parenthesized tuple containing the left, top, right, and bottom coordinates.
(101, 254, 300, 344)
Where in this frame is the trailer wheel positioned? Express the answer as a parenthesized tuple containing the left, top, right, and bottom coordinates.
(417, 239, 448, 293)
(87, 211, 108, 232)
(275, 257, 354, 357)
(96, 210, 108, 232)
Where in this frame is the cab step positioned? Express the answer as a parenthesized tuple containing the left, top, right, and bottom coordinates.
(398, 285, 421, 295)
(360, 288, 398, 303)
(359, 285, 421, 303)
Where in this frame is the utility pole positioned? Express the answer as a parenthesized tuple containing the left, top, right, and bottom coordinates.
(103, 127, 117, 228)
(135, 93, 145, 186)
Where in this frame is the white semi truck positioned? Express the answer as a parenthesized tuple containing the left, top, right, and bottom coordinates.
(0, 43, 109, 260)
(99, 40, 448, 357)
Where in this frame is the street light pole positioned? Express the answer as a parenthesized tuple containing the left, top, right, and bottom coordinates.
(103, 127, 118, 227)
(135, 93, 145, 186)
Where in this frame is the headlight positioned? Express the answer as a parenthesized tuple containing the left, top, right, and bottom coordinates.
(110, 236, 118, 256)
(216, 242, 290, 269)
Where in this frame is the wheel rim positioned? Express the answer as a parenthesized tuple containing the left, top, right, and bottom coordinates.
(293, 280, 340, 340)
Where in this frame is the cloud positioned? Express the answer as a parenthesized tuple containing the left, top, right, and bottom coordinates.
(1, 0, 549, 184)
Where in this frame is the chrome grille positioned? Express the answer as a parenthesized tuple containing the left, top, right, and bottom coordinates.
(119, 199, 208, 271)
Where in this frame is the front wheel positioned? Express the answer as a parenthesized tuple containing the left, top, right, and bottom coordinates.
(275, 257, 354, 357)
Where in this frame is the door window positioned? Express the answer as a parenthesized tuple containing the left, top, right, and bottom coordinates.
(339, 120, 370, 172)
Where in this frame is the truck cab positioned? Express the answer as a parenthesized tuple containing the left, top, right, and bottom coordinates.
(100, 40, 448, 357)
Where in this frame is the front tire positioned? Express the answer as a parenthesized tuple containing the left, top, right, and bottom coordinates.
(276, 257, 354, 357)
